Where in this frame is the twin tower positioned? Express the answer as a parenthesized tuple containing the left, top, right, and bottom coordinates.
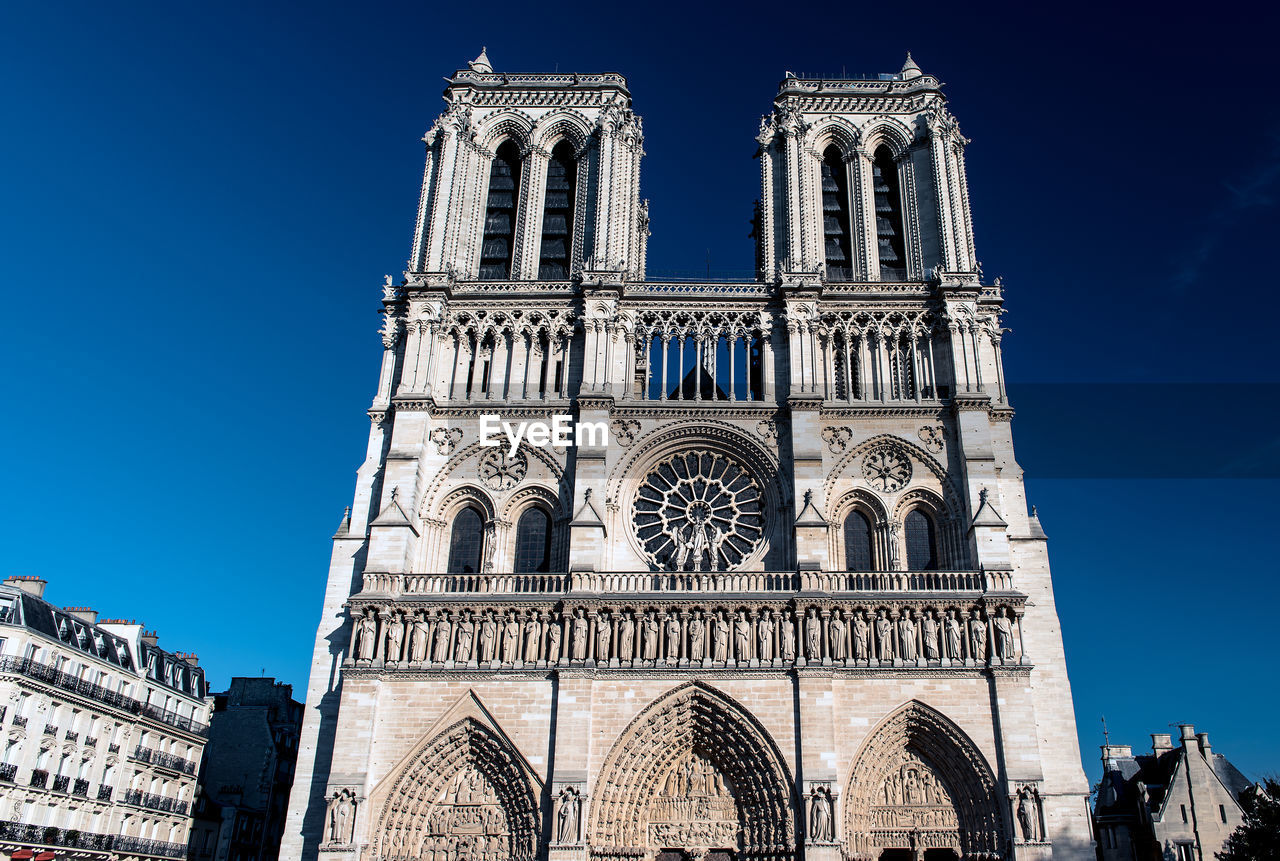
(282, 50, 1095, 861)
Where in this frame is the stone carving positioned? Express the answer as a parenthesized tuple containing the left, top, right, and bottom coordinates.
(595, 611, 612, 661)
(918, 424, 945, 453)
(862, 445, 913, 492)
(547, 619, 562, 662)
(853, 611, 870, 661)
(822, 426, 853, 454)
(755, 419, 777, 443)
(757, 611, 774, 661)
(522, 615, 541, 663)
(433, 615, 452, 663)
(733, 611, 750, 661)
(642, 612, 659, 661)
(609, 419, 641, 447)
(970, 611, 988, 660)
(502, 613, 520, 664)
(876, 610, 894, 661)
(571, 609, 588, 661)
(899, 612, 918, 662)
(688, 613, 705, 661)
(922, 610, 940, 661)
(994, 608, 1016, 661)
(325, 787, 357, 845)
(354, 610, 377, 661)
(1016, 784, 1042, 842)
(632, 450, 764, 572)
(805, 608, 822, 660)
(712, 611, 729, 663)
(555, 786, 581, 844)
(619, 611, 636, 661)
(410, 613, 429, 663)
(665, 614, 681, 660)
(455, 613, 475, 663)
(946, 610, 963, 659)
(479, 448, 527, 491)
(809, 785, 834, 842)
(830, 610, 847, 660)
(780, 612, 796, 661)
(385, 614, 404, 663)
(649, 750, 738, 848)
(429, 427, 463, 455)
(480, 612, 498, 663)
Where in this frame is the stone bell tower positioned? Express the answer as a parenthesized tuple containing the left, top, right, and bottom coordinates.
(283, 51, 1095, 861)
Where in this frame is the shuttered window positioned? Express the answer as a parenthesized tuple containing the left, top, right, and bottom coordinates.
(479, 141, 521, 280)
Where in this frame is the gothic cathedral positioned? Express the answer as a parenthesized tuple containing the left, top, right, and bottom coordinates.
(282, 50, 1095, 861)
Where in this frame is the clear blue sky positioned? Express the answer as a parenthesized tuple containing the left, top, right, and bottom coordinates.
(3, 1, 1277, 785)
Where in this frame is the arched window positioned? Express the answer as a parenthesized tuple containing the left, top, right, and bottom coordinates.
(513, 507, 553, 573)
(538, 141, 576, 279)
(821, 146, 854, 281)
(904, 509, 939, 571)
(478, 141, 522, 280)
(844, 511, 874, 571)
(872, 147, 907, 280)
(446, 507, 485, 573)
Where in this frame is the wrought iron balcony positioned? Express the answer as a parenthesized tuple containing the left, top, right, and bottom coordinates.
(108, 742, 120, 753)
(97, 785, 113, 801)
(43, 724, 57, 736)
(64, 730, 79, 742)
(52, 774, 69, 793)
(124, 789, 188, 815)
(0, 821, 186, 859)
(72, 777, 89, 796)
(85, 735, 98, 747)
(0, 763, 16, 783)
(132, 746, 197, 775)
(29, 769, 47, 788)
(10, 715, 26, 728)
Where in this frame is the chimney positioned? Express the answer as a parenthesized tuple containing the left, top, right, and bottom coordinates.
(1102, 744, 1133, 764)
(1151, 733, 1173, 755)
(141, 630, 159, 647)
(176, 652, 200, 667)
(4, 576, 47, 598)
(1179, 724, 1197, 743)
(1196, 732, 1212, 758)
(65, 607, 99, 625)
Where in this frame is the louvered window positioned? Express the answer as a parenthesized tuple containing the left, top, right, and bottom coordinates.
(904, 509, 939, 571)
(844, 511, 874, 571)
(446, 507, 485, 573)
(513, 508, 552, 573)
(820, 147, 854, 281)
(538, 141, 576, 279)
(872, 147, 907, 280)
(479, 141, 521, 280)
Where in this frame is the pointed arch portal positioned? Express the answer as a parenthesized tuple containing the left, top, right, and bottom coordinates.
(843, 702, 1004, 860)
(590, 683, 796, 860)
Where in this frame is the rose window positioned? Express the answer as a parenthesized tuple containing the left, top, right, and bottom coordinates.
(632, 450, 764, 571)
(480, 448, 528, 491)
(861, 445, 912, 492)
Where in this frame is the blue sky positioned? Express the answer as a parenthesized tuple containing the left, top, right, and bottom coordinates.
(2, 1, 1277, 783)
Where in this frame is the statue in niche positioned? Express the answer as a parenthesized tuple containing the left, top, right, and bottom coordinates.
(946, 610, 963, 658)
(712, 611, 729, 662)
(876, 610, 894, 661)
(571, 609, 589, 661)
(502, 612, 520, 663)
(665, 613, 681, 660)
(1017, 785, 1041, 842)
(325, 788, 356, 844)
(994, 608, 1016, 660)
(619, 611, 635, 661)
(524, 614, 542, 662)
(432, 614, 451, 662)
(556, 786, 581, 844)
(547, 616, 563, 661)
(479, 611, 497, 662)
(596, 611, 612, 660)
(733, 611, 750, 661)
(385, 613, 404, 662)
(688, 612, 705, 660)
(922, 610, 940, 660)
(355, 611, 377, 661)
(809, 786, 833, 842)
(780, 611, 796, 661)
(829, 610, 847, 660)
(642, 611, 659, 660)
(804, 608, 822, 659)
(758, 611, 774, 661)
(899, 612, 918, 662)
(455, 613, 475, 662)
(409, 613, 429, 662)
(970, 611, 988, 659)
(853, 610, 870, 661)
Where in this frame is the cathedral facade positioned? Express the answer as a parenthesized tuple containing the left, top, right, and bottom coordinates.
(281, 50, 1094, 861)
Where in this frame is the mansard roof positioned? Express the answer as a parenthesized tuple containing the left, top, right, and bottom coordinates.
(1095, 743, 1254, 820)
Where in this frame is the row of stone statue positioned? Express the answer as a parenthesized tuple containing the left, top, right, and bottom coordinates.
(349, 603, 1025, 668)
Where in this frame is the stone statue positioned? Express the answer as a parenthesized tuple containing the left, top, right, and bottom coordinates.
(712, 611, 729, 662)
(385, 614, 404, 662)
(1017, 786, 1041, 842)
(734, 611, 751, 661)
(642, 612, 659, 660)
(853, 611, 869, 661)
(571, 609, 589, 661)
(556, 786, 581, 844)
(596, 611, 612, 660)
(805, 608, 822, 659)
(780, 612, 796, 661)
(672, 524, 692, 569)
(994, 608, 1015, 660)
(619, 611, 635, 661)
(899, 613, 918, 662)
(829, 610, 847, 660)
(455, 613, 475, 662)
(922, 610, 939, 660)
(502, 613, 520, 663)
(356, 611, 377, 661)
(326, 788, 355, 844)
(946, 610, 963, 658)
(409, 613, 429, 663)
(708, 524, 727, 569)
(480, 612, 497, 663)
(809, 786, 833, 842)
(876, 610, 894, 661)
(547, 617, 562, 661)
(689, 522, 709, 572)
(758, 611, 774, 661)
(433, 615, 451, 662)
(524, 615, 542, 663)
(688, 613, 705, 660)
(665, 614, 681, 660)
(970, 612, 988, 660)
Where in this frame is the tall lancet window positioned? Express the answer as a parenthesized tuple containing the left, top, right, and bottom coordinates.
(479, 141, 522, 280)
(538, 141, 576, 279)
(904, 509, 939, 571)
(844, 511, 874, 571)
(513, 508, 552, 573)
(820, 147, 854, 281)
(872, 147, 907, 280)
(447, 507, 485, 573)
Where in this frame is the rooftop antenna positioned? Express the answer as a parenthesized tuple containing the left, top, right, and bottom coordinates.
(1101, 715, 1110, 747)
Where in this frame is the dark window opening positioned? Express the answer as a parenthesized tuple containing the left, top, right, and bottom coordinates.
(447, 508, 484, 573)
(538, 141, 576, 279)
(514, 508, 552, 573)
(872, 147, 907, 280)
(821, 146, 854, 281)
(844, 511, 874, 571)
(904, 509, 939, 571)
(479, 141, 521, 280)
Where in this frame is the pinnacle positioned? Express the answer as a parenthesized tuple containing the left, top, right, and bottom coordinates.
(468, 46, 493, 74)
(900, 52, 922, 80)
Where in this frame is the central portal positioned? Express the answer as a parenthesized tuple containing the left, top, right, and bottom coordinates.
(648, 749, 739, 850)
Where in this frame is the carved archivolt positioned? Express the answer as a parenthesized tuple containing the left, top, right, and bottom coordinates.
(369, 717, 540, 861)
(589, 682, 795, 859)
(843, 701, 1004, 860)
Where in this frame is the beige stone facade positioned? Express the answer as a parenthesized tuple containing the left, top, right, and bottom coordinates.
(281, 51, 1095, 861)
